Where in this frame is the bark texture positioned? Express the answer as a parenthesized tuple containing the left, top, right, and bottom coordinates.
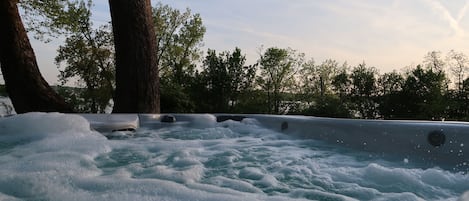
(0, 0, 73, 113)
(109, 0, 160, 113)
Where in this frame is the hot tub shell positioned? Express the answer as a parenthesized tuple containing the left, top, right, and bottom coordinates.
(79, 114, 469, 171)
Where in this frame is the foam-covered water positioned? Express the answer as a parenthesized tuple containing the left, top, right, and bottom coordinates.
(1, 113, 468, 201)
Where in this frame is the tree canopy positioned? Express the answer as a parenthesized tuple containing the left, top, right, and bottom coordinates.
(3, 1, 469, 121)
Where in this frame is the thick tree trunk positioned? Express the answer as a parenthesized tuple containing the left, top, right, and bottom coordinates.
(108, 0, 160, 113)
(0, 0, 73, 113)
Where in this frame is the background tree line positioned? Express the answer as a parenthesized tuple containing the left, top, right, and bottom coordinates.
(2, 1, 469, 121)
(179, 47, 469, 121)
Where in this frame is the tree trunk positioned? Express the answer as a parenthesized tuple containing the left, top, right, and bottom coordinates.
(0, 0, 73, 113)
(108, 0, 160, 113)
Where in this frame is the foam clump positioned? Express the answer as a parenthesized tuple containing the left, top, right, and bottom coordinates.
(0, 113, 113, 201)
(459, 191, 469, 201)
(188, 114, 218, 128)
(0, 112, 93, 141)
(0, 112, 109, 157)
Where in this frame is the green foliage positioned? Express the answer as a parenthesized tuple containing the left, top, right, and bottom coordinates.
(332, 67, 351, 99)
(227, 48, 257, 108)
(56, 86, 100, 113)
(459, 78, 469, 120)
(297, 59, 351, 117)
(196, 48, 256, 113)
(153, 2, 205, 84)
(201, 49, 230, 112)
(302, 95, 351, 118)
(53, 2, 114, 113)
(258, 47, 304, 114)
(55, 25, 114, 113)
(17, 1, 469, 120)
(20, 0, 93, 42)
(233, 90, 269, 114)
(376, 71, 405, 119)
(349, 63, 378, 118)
(17, 0, 113, 112)
(447, 50, 469, 93)
(400, 65, 448, 119)
(297, 58, 316, 101)
(301, 59, 339, 97)
(160, 77, 195, 113)
(153, 2, 206, 113)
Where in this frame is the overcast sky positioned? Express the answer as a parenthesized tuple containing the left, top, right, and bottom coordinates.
(26, 0, 469, 85)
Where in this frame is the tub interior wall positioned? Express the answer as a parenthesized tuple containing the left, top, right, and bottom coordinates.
(80, 114, 469, 171)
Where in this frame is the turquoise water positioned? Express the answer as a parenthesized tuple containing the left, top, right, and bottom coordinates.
(0, 113, 468, 201)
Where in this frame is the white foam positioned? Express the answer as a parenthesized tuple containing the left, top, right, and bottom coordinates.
(0, 113, 468, 200)
(0, 97, 15, 116)
(0, 112, 94, 141)
(460, 191, 469, 201)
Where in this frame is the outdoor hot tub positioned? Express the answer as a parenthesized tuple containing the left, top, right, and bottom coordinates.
(0, 112, 468, 200)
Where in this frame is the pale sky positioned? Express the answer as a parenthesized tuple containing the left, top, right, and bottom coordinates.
(24, 0, 469, 85)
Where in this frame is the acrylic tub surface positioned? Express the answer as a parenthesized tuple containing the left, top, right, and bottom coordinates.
(79, 114, 469, 171)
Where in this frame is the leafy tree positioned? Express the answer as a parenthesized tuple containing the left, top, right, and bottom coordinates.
(297, 58, 316, 104)
(17, 0, 161, 113)
(330, 63, 352, 116)
(299, 59, 339, 98)
(460, 78, 469, 119)
(201, 49, 230, 112)
(315, 59, 340, 97)
(28, 0, 115, 113)
(400, 65, 448, 119)
(377, 71, 404, 119)
(257, 47, 304, 114)
(446, 50, 468, 94)
(160, 79, 195, 113)
(198, 48, 256, 112)
(109, 0, 159, 113)
(332, 64, 351, 100)
(302, 95, 350, 118)
(234, 89, 269, 114)
(154, 3, 205, 84)
(424, 51, 445, 72)
(298, 59, 350, 117)
(226, 48, 256, 111)
(152, 3, 206, 112)
(55, 24, 114, 113)
(377, 71, 404, 95)
(444, 50, 469, 119)
(20, 0, 93, 42)
(348, 63, 378, 118)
